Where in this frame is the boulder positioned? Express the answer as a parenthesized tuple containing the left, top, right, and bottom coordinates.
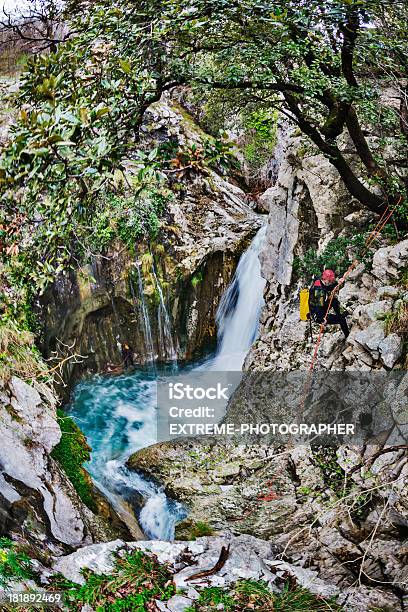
(0, 377, 130, 555)
(353, 300, 393, 327)
(52, 540, 125, 585)
(372, 239, 408, 282)
(377, 285, 402, 299)
(354, 321, 386, 355)
(378, 333, 403, 368)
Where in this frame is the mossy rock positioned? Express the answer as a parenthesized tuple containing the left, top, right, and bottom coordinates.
(51, 409, 97, 512)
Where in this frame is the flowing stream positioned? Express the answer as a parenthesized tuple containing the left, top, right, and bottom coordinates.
(67, 225, 266, 540)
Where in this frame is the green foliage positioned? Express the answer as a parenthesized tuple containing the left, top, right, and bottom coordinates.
(0, 537, 34, 589)
(185, 586, 234, 610)
(392, 266, 408, 290)
(2, 0, 407, 333)
(56, 549, 175, 611)
(0, 2, 185, 317)
(51, 409, 96, 512)
(188, 521, 214, 539)
(185, 579, 343, 611)
(0, 321, 48, 382)
(242, 108, 278, 171)
(191, 271, 204, 289)
(293, 233, 370, 284)
(312, 447, 347, 495)
(381, 301, 408, 341)
(89, 189, 171, 254)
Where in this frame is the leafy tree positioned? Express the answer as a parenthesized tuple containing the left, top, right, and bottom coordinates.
(153, 0, 407, 220)
(0, 1, 183, 301)
(0, 0, 69, 54)
(1, 0, 407, 323)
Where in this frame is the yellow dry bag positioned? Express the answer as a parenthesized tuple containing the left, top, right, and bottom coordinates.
(299, 288, 310, 321)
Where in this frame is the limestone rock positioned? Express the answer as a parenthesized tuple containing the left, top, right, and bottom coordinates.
(265, 560, 339, 599)
(372, 239, 408, 282)
(338, 585, 402, 612)
(353, 300, 393, 327)
(354, 321, 385, 354)
(52, 540, 125, 585)
(377, 285, 402, 299)
(0, 377, 130, 555)
(378, 333, 403, 368)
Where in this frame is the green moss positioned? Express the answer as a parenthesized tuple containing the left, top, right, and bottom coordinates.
(191, 271, 204, 288)
(51, 409, 97, 512)
(188, 521, 214, 540)
(4, 403, 24, 424)
(55, 549, 176, 611)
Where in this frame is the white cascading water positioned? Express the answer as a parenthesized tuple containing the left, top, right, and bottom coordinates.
(151, 263, 178, 363)
(210, 224, 267, 370)
(134, 263, 156, 364)
(68, 223, 266, 541)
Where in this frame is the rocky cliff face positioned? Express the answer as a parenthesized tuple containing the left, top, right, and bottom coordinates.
(40, 99, 262, 388)
(0, 375, 132, 558)
(128, 436, 407, 610)
(127, 122, 408, 610)
(245, 119, 407, 372)
(48, 534, 389, 611)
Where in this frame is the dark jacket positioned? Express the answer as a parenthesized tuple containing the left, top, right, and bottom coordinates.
(121, 345, 134, 366)
(309, 278, 340, 319)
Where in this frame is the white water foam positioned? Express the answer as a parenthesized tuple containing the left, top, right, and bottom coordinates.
(68, 223, 267, 540)
(207, 224, 266, 370)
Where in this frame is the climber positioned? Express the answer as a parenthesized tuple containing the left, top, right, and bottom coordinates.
(309, 269, 350, 338)
(121, 343, 135, 368)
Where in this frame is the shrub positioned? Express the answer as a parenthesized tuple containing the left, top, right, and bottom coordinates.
(382, 302, 408, 339)
(51, 409, 96, 512)
(0, 537, 34, 589)
(56, 549, 175, 611)
(89, 189, 171, 255)
(293, 234, 370, 284)
(0, 321, 48, 382)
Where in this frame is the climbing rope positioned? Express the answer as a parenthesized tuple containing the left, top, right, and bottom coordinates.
(300, 198, 402, 408)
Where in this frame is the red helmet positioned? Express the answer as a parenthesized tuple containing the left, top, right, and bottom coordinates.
(322, 269, 336, 282)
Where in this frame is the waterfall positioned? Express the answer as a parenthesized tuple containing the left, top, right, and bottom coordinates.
(67, 224, 267, 541)
(151, 264, 177, 364)
(130, 264, 156, 364)
(211, 224, 267, 370)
